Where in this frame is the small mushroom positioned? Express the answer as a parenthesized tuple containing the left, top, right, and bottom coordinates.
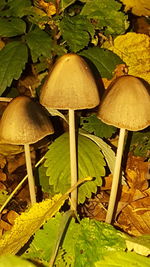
(97, 75, 150, 223)
(40, 53, 100, 211)
(0, 96, 54, 205)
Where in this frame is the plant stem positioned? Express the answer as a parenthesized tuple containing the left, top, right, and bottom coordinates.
(24, 144, 36, 205)
(105, 128, 126, 224)
(0, 157, 45, 213)
(69, 109, 78, 211)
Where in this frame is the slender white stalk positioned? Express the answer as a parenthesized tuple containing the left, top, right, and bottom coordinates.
(24, 144, 36, 205)
(69, 109, 78, 211)
(105, 128, 126, 224)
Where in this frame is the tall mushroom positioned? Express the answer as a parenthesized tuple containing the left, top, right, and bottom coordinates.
(97, 75, 150, 223)
(40, 53, 100, 211)
(0, 96, 54, 205)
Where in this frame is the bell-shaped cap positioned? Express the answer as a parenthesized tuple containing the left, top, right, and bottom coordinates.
(97, 75, 150, 131)
(0, 96, 54, 145)
(40, 53, 100, 110)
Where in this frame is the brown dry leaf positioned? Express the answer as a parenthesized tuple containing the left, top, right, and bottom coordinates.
(6, 211, 19, 225)
(126, 153, 149, 191)
(0, 170, 6, 182)
(117, 196, 150, 236)
(0, 220, 12, 231)
(102, 64, 128, 89)
(120, 0, 150, 16)
(0, 40, 5, 50)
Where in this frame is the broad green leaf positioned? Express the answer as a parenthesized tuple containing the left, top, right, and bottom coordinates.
(79, 47, 123, 79)
(60, 15, 95, 52)
(24, 212, 63, 262)
(60, 0, 76, 11)
(0, 41, 28, 95)
(80, 115, 116, 138)
(44, 132, 105, 203)
(125, 234, 150, 256)
(74, 219, 126, 267)
(26, 28, 52, 62)
(0, 255, 36, 267)
(80, 130, 115, 175)
(81, 0, 128, 35)
(95, 251, 150, 267)
(0, 17, 26, 37)
(0, 0, 32, 17)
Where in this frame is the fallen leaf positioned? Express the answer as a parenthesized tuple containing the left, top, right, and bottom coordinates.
(103, 32, 150, 83)
(120, 0, 150, 16)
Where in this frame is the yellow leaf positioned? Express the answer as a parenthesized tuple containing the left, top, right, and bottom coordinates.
(37, 0, 56, 16)
(120, 0, 150, 16)
(0, 194, 64, 255)
(103, 33, 150, 83)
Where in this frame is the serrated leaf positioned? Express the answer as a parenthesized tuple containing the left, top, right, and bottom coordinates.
(103, 32, 150, 83)
(26, 28, 52, 62)
(60, 15, 95, 52)
(0, 255, 36, 267)
(95, 251, 150, 267)
(0, 194, 65, 255)
(80, 130, 115, 175)
(0, 17, 26, 37)
(74, 219, 126, 267)
(79, 47, 123, 79)
(0, 41, 28, 95)
(44, 132, 105, 203)
(80, 115, 116, 138)
(81, 0, 128, 35)
(0, 0, 32, 18)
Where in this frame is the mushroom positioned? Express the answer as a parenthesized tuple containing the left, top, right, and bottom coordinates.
(0, 96, 54, 205)
(40, 53, 100, 211)
(97, 75, 150, 223)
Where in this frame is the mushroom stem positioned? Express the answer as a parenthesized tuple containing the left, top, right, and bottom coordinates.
(24, 144, 36, 205)
(69, 109, 78, 211)
(105, 128, 126, 224)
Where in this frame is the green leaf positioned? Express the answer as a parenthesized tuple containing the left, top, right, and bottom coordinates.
(24, 212, 63, 262)
(44, 132, 105, 203)
(0, 0, 32, 18)
(81, 0, 128, 35)
(0, 255, 36, 267)
(74, 219, 126, 267)
(95, 251, 150, 267)
(129, 130, 150, 158)
(79, 47, 123, 79)
(80, 115, 116, 138)
(80, 130, 115, 175)
(60, 0, 76, 11)
(125, 234, 150, 256)
(0, 41, 28, 95)
(0, 0, 6, 11)
(26, 28, 52, 62)
(0, 18, 26, 37)
(60, 15, 95, 52)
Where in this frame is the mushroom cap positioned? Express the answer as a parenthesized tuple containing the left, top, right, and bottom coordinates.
(0, 96, 54, 145)
(40, 53, 100, 110)
(97, 75, 150, 131)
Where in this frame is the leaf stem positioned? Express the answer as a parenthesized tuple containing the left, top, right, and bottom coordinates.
(105, 128, 126, 224)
